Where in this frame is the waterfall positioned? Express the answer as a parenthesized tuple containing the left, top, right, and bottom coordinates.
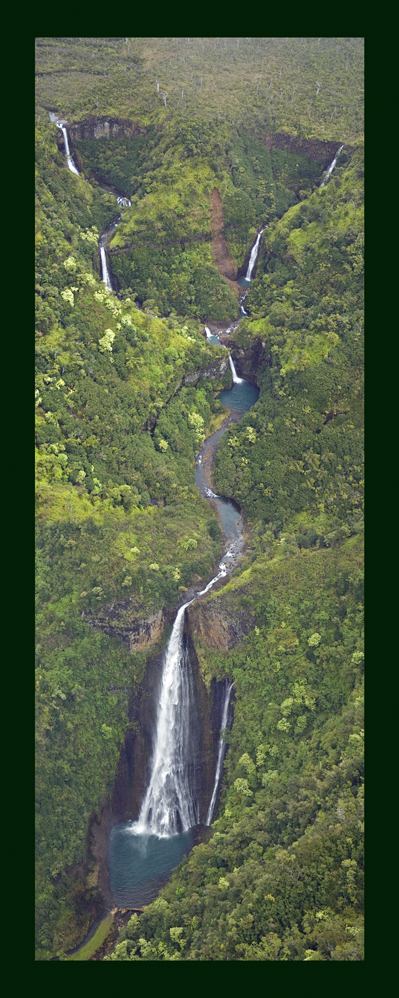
(206, 681, 234, 826)
(229, 354, 243, 384)
(100, 240, 113, 291)
(241, 304, 248, 316)
(136, 606, 198, 836)
(205, 326, 212, 339)
(56, 121, 79, 175)
(320, 144, 344, 187)
(245, 227, 266, 281)
(136, 559, 229, 837)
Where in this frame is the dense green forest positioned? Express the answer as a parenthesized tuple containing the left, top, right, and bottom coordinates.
(35, 37, 363, 961)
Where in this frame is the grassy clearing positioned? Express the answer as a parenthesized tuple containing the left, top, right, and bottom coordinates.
(63, 913, 114, 960)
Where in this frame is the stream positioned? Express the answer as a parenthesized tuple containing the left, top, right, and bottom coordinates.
(52, 114, 262, 933)
(109, 356, 259, 909)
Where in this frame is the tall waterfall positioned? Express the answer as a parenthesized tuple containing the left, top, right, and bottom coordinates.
(206, 681, 234, 826)
(136, 559, 230, 837)
(245, 227, 266, 281)
(56, 121, 79, 176)
(136, 606, 198, 836)
(100, 241, 113, 291)
(229, 354, 243, 384)
(320, 144, 344, 187)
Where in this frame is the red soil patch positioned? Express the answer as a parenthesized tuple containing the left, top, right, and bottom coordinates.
(211, 188, 240, 298)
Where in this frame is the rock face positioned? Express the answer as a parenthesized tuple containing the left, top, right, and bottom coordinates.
(230, 339, 271, 385)
(69, 117, 147, 142)
(187, 591, 253, 651)
(264, 131, 353, 166)
(184, 356, 228, 384)
(88, 601, 165, 652)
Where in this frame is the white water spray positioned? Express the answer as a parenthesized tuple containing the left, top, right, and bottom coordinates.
(100, 241, 113, 291)
(206, 681, 234, 826)
(56, 121, 79, 175)
(245, 227, 266, 281)
(136, 557, 229, 836)
(229, 354, 243, 384)
(320, 145, 344, 187)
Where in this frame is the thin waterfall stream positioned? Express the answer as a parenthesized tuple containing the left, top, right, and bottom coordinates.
(320, 144, 344, 187)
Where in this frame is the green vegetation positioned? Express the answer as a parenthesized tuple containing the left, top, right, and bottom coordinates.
(63, 913, 114, 961)
(35, 37, 363, 961)
(214, 144, 363, 545)
(107, 537, 363, 961)
(36, 37, 364, 141)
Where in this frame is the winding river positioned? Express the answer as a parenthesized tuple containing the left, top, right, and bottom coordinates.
(52, 114, 262, 931)
(109, 353, 259, 909)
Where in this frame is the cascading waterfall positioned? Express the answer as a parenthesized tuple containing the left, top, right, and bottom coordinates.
(229, 354, 243, 384)
(245, 227, 266, 281)
(206, 680, 234, 826)
(136, 558, 229, 837)
(56, 121, 79, 176)
(320, 144, 344, 187)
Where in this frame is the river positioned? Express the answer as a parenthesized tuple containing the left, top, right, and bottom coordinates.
(53, 114, 262, 934)
(109, 358, 259, 909)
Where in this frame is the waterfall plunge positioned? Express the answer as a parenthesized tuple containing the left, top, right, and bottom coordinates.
(245, 227, 266, 281)
(206, 681, 234, 826)
(56, 121, 79, 176)
(229, 354, 243, 384)
(136, 606, 198, 836)
(100, 241, 113, 292)
(136, 560, 230, 837)
(320, 145, 344, 187)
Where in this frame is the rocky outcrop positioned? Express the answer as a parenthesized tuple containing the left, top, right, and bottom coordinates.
(231, 339, 271, 384)
(187, 592, 253, 651)
(87, 600, 165, 652)
(69, 117, 147, 142)
(264, 132, 353, 167)
(184, 356, 228, 384)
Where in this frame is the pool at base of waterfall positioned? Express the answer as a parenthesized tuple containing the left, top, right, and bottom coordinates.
(109, 825, 194, 908)
(218, 379, 259, 412)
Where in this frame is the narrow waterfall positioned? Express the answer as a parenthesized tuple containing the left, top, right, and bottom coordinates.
(206, 681, 234, 826)
(136, 559, 229, 837)
(229, 354, 243, 384)
(245, 227, 266, 281)
(320, 144, 344, 187)
(205, 326, 212, 340)
(56, 121, 79, 175)
(100, 241, 113, 291)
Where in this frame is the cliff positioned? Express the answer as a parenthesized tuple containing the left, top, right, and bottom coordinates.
(264, 131, 353, 166)
(187, 590, 253, 652)
(68, 117, 147, 141)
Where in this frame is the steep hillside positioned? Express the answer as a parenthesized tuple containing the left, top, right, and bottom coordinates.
(35, 37, 363, 962)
